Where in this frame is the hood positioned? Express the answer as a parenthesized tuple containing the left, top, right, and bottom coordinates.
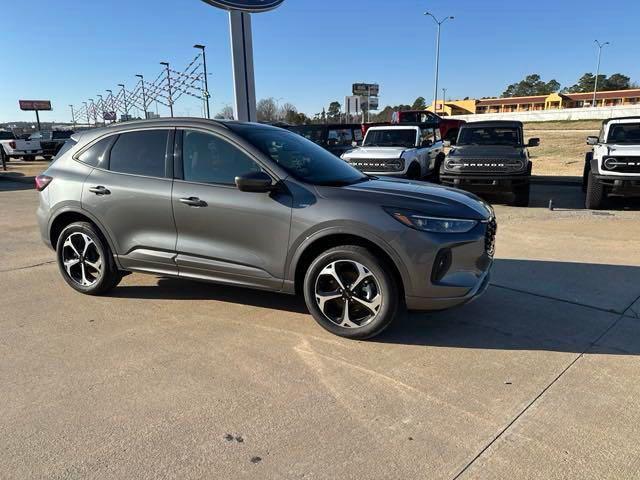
(324, 177, 493, 221)
(341, 146, 410, 160)
(606, 144, 640, 154)
(450, 144, 524, 159)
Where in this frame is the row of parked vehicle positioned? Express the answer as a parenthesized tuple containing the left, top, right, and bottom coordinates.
(285, 115, 640, 209)
(0, 129, 74, 169)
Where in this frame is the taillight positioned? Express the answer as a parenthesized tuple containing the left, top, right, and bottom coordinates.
(9, 141, 16, 149)
(35, 175, 52, 191)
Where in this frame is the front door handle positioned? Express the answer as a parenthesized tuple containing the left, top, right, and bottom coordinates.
(179, 196, 207, 207)
(88, 185, 110, 195)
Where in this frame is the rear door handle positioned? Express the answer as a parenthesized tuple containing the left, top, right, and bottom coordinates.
(179, 197, 207, 207)
(88, 186, 110, 195)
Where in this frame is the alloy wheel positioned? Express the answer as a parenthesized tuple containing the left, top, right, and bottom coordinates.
(314, 260, 382, 328)
(61, 232, 103, 287)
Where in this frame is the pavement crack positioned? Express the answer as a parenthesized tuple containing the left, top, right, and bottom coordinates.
(0, 260, 56, 273)
(450, 313, 626, 480)
(490, 282, 621, 315)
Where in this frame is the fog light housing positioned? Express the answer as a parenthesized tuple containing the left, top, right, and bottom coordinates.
(431, 248, 452, 283)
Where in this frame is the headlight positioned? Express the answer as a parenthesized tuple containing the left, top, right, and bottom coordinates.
(384, 208, 478, 233)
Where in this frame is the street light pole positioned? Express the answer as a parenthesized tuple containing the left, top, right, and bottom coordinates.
(442, 88, 447, 104)
(106, 90, 115, 123)
(82, 102, 88, 127)
(424, 12, 454, 114)
(592, 40, 610, 108)
(194, 44, 211, 119)
(118, 84, 128, 121)
(136, 74, 148, 119)
(160, 62, 174, 117)
(69, 105, 76, 129)
(97, 95, 104, 124)
(89, 99, 97, 126)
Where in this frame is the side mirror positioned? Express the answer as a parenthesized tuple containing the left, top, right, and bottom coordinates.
(586, 136, 599, 146)
(442, 140, 451, 148)
(351, 141, 358, 147)
(527, 138, 540, 147)
(235, 171, 274, 193)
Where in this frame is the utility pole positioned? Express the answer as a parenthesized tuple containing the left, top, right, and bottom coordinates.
(424, 12, 454, 113)
(69, 105, 76, 129)
(106, 90, 115, 123)
(136, 74, 148, 119)
(160, 62, 174, 117)
(593, 40, 610, 108)
(442, 88, 447, 104)
(194, 44, 211, 119)
(118, 84, 128, 121)
(89, 99, 98, 125)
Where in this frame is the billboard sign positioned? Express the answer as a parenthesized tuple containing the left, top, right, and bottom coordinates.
(103, 111, 117, 121)
(200, 0, 284, 12)
(19, 100, 52, 111)
(366, 97, 379, 110)
(352, 83, 379, 96)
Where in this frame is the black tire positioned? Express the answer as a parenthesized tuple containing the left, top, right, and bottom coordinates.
(582, 152, 592, 193)
(585, 170, 606, 210)
(512, 183, 530, 207)
(303, 245, 401, 339)
(23, 155, 36, 162)
(406, 162, 421, 180)
(431, 154, 445, 183)
(56, 221, 122, 295)
(0, 150, 6, 171)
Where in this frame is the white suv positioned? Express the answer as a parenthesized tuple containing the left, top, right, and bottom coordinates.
(341, 125, 446, 180)
(583, 117, 640, 209)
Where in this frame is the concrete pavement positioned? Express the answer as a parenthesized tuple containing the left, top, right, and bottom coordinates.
(1, 179, 639, 479)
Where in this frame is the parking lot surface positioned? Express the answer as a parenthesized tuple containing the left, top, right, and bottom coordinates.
(1, 177, 639, 479)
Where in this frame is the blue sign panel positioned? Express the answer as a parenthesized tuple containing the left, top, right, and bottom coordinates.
(200, 0, 284, 12)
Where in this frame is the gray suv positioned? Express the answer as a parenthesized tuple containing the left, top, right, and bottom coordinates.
(36, 118, 495, 339)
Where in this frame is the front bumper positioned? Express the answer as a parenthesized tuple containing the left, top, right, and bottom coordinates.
(440, 173, 529, 193)
(406, 267, 491, 311)
(593, 174, 640, 196)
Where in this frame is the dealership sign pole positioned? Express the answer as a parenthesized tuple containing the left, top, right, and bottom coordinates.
(19, 100, 52, 131)
(200, 0, 285, 122)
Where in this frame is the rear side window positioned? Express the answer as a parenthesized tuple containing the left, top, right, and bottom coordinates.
(77, 136, 114, 168)
(109, 130, 169, 178)
(52, 139, 77, 162)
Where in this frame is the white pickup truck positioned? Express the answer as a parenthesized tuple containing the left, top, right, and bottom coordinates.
(340, 125, 446, 180)
(0, 130, 43, 167)
(583, 117, 640, 209)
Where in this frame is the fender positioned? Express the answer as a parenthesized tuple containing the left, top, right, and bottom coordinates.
(284, 222, 412, 294)
(47, 203, 124, 269)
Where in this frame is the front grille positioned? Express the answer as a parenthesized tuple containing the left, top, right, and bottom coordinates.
(484, 218, 497, 257)
(347, 158, 404, 172)
(602, 156, 640, 174)
(447, 158, 524, 174)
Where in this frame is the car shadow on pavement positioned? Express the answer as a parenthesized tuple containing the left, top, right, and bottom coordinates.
(0, 175, 35, 191)
(110, 259, 640, 355)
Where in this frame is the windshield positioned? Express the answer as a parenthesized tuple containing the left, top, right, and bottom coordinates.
(458, 126, 521, 146)
(363, 129, 417, 148)
(0, 131, 16, 140)
(230, 125, 368, 186)
(607, 123, 640, 144)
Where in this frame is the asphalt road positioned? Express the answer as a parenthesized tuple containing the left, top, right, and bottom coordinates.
(1, 178, 639, 479)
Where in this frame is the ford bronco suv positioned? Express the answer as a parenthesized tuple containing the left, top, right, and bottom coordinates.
(340, 125, 446, 180)
(440, 121, 539, 207)
(583, 117, 640, 209)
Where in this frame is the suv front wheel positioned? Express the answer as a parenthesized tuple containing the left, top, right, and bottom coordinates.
(56, 221, 122, 295)
(585, 170, 606, 210)
(303, 246, 400, 339)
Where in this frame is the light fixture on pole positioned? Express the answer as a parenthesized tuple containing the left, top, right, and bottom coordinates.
(160, 62, 174, 117)
(424, 12, 454, 113)
(592, 40, 610, 108)
(118, 84, 128, 120)
(136, 74, 148, 119)
(194, 44, 211, 119)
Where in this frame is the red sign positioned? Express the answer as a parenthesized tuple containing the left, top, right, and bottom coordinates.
(19, 100, 52, 111)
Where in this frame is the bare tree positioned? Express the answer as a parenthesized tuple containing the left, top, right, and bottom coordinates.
(257, 98, 278, 122)
(215, 105, 234, 120)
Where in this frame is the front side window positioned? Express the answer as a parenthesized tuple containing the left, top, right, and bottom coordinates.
(420, 128, 436, 145)
(109, 130, 169, 177)
(363, 129, 417, 148)
(182, 130, 262, 185)
(457, 127, 521, 146)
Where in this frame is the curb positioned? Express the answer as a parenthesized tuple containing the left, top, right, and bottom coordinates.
(530, 176, 582, 187)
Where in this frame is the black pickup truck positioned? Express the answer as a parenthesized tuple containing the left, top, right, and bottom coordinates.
(439, 121, 539, 206)
(31, 130, 74, 160)
(285, 124, 363, 157)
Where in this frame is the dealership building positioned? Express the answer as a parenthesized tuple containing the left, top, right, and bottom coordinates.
(428, 88, 640, 116)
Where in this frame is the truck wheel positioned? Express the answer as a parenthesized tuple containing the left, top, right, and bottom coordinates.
(407, 163, 421, 180)
(582, 152, 592, 193)
(23, 155, 36, 162)
(585, 170, 606, 210)
(303, 245, 400, 339)
(431, 154, 445, 183)
(513, 184, 530, 207)
(1, 150, 7, 171)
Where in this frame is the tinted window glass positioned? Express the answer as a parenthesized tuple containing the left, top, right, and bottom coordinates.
(364, 129, 417, 148)
(327, 128, 353, 146)
(182, 130, 261, 185)
(0, 131, 16, 140)
(288, 126, 324, 145)
(458, 127, 521, 146)
(77, 136, 114, 168)
(53, 139, 77, 162)
(53, 131, 73, 139)
(109, 130, 168, 177)
(607, 123, 640, 144)
(229, 125, 367, 186)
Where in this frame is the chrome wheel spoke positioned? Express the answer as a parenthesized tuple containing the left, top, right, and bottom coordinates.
(351, 294, 382, 314)
(349, 263, 374, 291)
(63, 258, 80, 275)
(84, 258, 102, 272)
(316, 290, 342, 311)
(80, 263, 91, 286)
(81, 234, 94, 256)
(319, 263, 346, 290)
(340, 299, 358, 328)
(61, 232, 102, 288)
(63, 236, 80, 257)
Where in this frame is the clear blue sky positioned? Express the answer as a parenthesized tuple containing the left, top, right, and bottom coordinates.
(2, 0, 638, 123)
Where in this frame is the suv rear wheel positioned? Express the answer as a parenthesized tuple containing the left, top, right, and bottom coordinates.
(585, 170, 606, 210)
(303, 246, 400, 339)
(56, 221, 122, 295)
